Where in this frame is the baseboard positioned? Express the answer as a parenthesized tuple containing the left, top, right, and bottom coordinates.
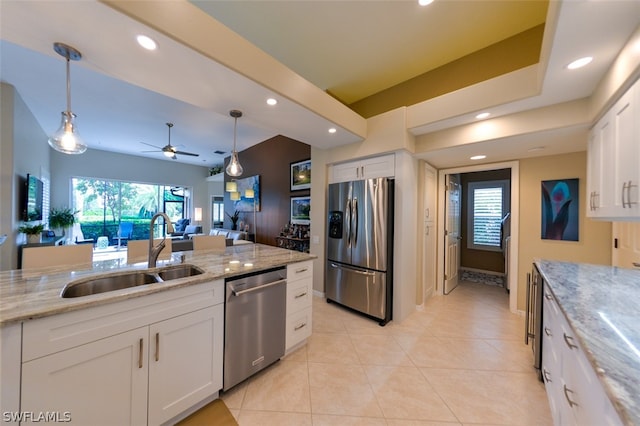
(313, 289, 325, 298)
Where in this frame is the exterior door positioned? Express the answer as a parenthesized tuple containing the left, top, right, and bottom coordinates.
(612, 222, 640, 269)
(444, 174, 461, 294)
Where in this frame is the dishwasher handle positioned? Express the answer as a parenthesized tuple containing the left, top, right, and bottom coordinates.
(231, 279, 287, 296)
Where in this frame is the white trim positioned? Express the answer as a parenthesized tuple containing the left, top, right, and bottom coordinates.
(437, 161, 520, 313)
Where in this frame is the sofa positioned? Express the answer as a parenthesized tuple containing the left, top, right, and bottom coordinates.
(169, 218, 190, 237)
(170, 227, 248, 252)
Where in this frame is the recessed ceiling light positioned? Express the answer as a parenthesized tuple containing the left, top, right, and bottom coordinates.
(470, 155, 486, 160)
(567, 56, 593, 70)
(475, 112, 490, 120)
(136, 35, 157, 51)
(328, 128, 337, 134)
(418, 0, 434, 5)
(266, 98, 277, 106)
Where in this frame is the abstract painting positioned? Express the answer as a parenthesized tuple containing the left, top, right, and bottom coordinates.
(541, 178, 579, 241)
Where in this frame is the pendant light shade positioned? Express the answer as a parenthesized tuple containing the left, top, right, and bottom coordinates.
(225, 181, 238, 192)
(226, 110, 243, 177)
(48, 42, 86, 155)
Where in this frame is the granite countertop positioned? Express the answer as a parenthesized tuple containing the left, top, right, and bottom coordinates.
(535, 260, 640, 426)
(0, 244, 315, 326)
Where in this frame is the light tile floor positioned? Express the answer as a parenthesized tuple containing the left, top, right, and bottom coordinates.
(221, 281, 552, 426)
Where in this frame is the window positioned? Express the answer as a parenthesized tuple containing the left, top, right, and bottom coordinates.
(71, 177, 191, 244)
(211, 196, 224, 228)
(467, 180, 509, 251)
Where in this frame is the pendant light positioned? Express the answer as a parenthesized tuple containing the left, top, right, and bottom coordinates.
(48, 42, 87, 154)
(226, 110, 243, 177)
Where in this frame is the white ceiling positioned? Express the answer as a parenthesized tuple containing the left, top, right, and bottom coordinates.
(0, 1, 639, 169)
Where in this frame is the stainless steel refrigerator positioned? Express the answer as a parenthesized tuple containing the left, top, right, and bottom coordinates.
(326, 177, 394, 325)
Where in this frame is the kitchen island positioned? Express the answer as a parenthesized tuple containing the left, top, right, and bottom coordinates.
(0, 243, 315, 425)
(535, 260, 640, 426)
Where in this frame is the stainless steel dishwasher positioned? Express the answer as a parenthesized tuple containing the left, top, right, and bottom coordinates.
(223, 266, 286, 391)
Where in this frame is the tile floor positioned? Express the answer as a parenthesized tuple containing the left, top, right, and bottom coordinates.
(221, 281, 552, 425)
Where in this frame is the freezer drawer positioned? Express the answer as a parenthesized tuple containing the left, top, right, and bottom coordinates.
(326, 261, 389, 323)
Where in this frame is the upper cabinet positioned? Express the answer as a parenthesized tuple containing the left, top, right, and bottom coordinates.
(330, 153, 395, 183)
(587, 78, 640, 220)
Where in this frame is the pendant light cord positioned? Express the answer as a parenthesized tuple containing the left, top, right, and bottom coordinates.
(65, 57, 72, 114)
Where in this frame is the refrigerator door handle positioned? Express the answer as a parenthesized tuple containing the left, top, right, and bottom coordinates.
(345, 199, 352, 248)
(353, 198, 358, 246)
(329, 262, 376, 276)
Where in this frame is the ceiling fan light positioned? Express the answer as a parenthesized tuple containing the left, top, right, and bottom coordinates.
(48, 111, 87, 154)
(163, 150, 174, 158)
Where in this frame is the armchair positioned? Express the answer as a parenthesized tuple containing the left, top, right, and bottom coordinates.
(170, 218, 190, 237)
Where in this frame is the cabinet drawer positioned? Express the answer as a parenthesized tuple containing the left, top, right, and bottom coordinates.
(286, 308, 312, 351)
(287, 279, 312, 315)
(287, 261, 313, 281)
(23, 280, 224, 362)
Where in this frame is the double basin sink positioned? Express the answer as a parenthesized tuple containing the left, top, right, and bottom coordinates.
(61, 264, 204, 298)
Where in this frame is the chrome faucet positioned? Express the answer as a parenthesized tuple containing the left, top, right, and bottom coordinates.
(148, 212, 174, 268)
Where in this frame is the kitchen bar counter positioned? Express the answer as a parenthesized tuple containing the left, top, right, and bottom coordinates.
(0, 243, 315, 326)
(535, 260, 640, 426)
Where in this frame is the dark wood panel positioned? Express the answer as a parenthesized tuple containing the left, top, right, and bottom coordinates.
(224, 135, 310, 246)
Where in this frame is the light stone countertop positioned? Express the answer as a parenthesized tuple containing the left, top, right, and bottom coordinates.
(0, 244, 315, 326)
(535, 260, 640, 426)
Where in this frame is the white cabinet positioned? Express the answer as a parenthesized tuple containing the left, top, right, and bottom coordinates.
(587, 78, 640, 219)
(20, 280, 224, 426)
(148, 306, 223, 425)
(21, 327, 149, 426)
(285, 261, 313, 352)
(541, 283, 622, 426)
(330, 154, 395, 183)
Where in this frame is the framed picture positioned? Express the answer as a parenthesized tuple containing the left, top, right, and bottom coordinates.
(290, 196, 311, 225)
(232, 175, 260, 212)
(541, 178, 579, 241)
(290, 159, 311, 191)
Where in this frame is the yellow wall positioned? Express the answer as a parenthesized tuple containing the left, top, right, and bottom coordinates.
(517, 151, 611, 309)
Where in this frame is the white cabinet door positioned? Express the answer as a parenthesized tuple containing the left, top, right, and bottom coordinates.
(330, 154, 395, 183)
(148, 305, 223, 426)
(21, 327, 148, 426)
(612, 85, 640, 217)
(587, 111, 614, 217)
(361, 154, 395, 179)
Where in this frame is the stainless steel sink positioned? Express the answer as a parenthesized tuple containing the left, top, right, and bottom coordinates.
(156, 264, 204, 280)
(60, 264, 205, 298)
(61, 272, 160, 298)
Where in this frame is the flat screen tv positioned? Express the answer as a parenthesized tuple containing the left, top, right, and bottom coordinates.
(23, 174, 44, 221)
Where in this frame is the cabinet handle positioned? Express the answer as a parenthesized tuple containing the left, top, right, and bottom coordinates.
(633, 262, 640, 268)
(563, 384, 578, 408)
(543, 369, 552, 383)
(563, 333, 578, 350)
(622, 182, 628, 208)
(295, 267, 308, 274)
(155, 332, 160, 362)
(295, 292, 307, 299)
(628, 181, 637, 207)
(544, 327, 552, 337)
(294, 322, 307, 331)
(544, 292, 553, 301)
(138, 338, 143, 369)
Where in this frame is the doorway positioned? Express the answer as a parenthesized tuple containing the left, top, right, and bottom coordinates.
(437, 161, 520, 313)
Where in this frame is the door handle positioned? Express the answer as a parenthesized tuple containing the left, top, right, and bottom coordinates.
(231, 279, 286, 296)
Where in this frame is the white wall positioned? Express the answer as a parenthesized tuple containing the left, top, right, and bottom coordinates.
(1, 83, 50, 270)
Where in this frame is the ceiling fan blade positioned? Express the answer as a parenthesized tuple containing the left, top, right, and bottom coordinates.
(174, 150, 199, 157)
(140, 141, 163, 149)
(141, 150, 161, 153)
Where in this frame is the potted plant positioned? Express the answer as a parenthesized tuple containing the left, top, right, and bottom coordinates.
(49, 207, 77, 237)
(19, 223, 45, 244)
(226, 210, 240, 230)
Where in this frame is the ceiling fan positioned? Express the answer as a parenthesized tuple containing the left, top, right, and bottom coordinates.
(141, 122, 199, 160)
